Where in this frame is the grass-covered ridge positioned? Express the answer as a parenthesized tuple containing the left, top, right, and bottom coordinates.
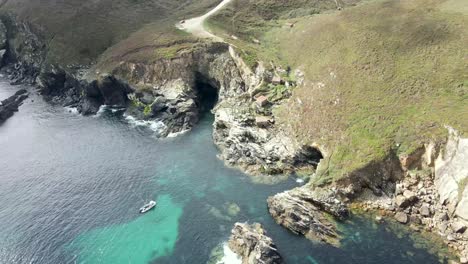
(210, 0, 467, 184)
(0, 0, 220, 65)
(205, 0, 360, 69)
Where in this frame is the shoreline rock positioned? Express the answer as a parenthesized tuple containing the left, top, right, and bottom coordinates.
(352, 129, 468, 260)
(267, 187, 348, 246)
(228, 223, 283, 264)
(0, 89, 28, 124)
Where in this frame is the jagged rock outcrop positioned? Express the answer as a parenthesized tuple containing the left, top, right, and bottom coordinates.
(0, 15, 46, 84)
(355, 127, 468, 260)
(228, 223, 283, 264)
(0, 89, 28, 124)
(36, 65, 134, 115)
(267, 186, 348, 246)
(435, 127, 468, 223)
(111, 42, 246, 136)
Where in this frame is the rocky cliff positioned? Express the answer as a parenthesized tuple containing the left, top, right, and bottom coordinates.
(348, 127, 468, 261)
(104, 42, 322, 178)
(0, 16, 133, 116)
(0, 14, 321, 181)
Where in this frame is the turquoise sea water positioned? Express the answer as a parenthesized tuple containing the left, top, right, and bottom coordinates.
(0, 80, 452, 263)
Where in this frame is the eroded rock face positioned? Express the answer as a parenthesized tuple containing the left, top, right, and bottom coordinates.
(435, 127, 468, 223)
(213, 97, 307, 180)
(355, 128, 468, 259)
(0, 16, 46, 85)
(228, 223, 283, 264)
(0, 89, 28, 124)
(267, 186, 348, 246)
(112, 42, 246, 137)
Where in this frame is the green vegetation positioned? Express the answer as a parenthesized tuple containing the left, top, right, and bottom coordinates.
(94, 25, 199, 73)
(143, 104, 152, 117)
(210, 0, 468, 184)
(274, 0, 468, 184)
(0, 0, 220, 65)
(206, 0, 358, 70)
(207, 0, 358, 39)
(268, 84, 288, 102)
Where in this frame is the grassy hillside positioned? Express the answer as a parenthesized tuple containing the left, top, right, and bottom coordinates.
(206, 0, 360, 68)
(207, 0, 360, 38)
(0, 0, 220, 65)
(211, 0, 468, 184)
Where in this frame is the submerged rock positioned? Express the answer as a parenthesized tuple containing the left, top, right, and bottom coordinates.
(267, 187, 348, 246)
(228, 223, 283, 264)
(0, 89, 28, 124)
(395, 212, 409, 224)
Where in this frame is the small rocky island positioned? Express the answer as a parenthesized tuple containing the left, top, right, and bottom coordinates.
(228, 223, 283, 264)
(0, 89, 28, 124)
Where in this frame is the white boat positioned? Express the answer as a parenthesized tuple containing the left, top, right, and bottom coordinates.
(139, 200, 156, 213)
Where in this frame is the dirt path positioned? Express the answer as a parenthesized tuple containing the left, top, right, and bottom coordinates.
(176, 0, 232, 42)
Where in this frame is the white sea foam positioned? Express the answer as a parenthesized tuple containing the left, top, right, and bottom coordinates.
(216, 243, 242, 264)
(111, 107, 125, 113)
(124, 114, 167, 133)
(167, 129, 190, 138)
(64, 106, 79, 115)
(95, 105, 108, 117)
(296, 178, 305, 184)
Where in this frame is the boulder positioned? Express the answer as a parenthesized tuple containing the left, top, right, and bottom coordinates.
(256, 95, 269, 107)
(395, 212, 409, 224)
(452, 221, 467, 234)
(271, 76, 282, 85)
(395, 195, 417, 208)
(255, 116, 272, 128)
(228, 223, 283, 264)
(420, 204, 431, 217)
(403, 190, 417, 200)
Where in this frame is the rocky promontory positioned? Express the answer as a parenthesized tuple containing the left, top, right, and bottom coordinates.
(0, 89, 28, 124)
(228, 222, 283, 264)
(267, 187, 348, 246)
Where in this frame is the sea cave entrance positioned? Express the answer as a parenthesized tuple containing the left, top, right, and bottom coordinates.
(294, 145, 324, 168)
(194, 72, 219, 114)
